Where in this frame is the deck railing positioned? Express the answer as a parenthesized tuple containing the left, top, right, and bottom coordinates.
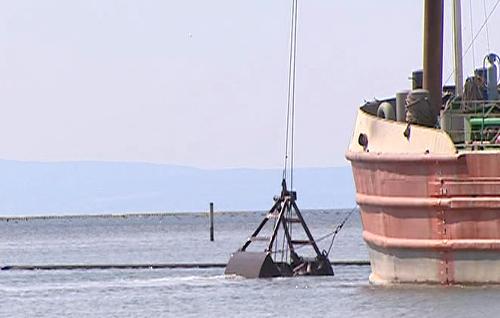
(441, 99, 500, 151)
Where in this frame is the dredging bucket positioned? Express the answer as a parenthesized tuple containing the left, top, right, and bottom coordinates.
(224, 180, 334, 279)
(225, 252, 281, 278)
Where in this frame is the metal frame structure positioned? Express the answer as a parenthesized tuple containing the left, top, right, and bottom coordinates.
(225, 180, 333, 278)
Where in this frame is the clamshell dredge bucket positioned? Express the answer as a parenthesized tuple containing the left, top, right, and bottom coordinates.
(225, 180, 334, 278)
(225, 252, 281, 278)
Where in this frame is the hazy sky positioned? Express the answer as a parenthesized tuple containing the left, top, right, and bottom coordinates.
(0, 0, 499, 169)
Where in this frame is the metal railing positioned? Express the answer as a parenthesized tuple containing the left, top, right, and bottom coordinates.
(441, 99, 500, 151)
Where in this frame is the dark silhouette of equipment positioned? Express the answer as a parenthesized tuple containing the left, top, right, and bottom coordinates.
(225, 180, 334, 278)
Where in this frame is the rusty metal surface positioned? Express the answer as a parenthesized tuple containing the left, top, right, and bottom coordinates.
(346, 104, 500, 284)
(347, 151, 500, 284)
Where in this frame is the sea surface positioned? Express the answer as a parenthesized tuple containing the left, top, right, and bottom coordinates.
(1, 209, 499, 317)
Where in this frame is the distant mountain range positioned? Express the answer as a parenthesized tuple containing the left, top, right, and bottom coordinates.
(0, 160, 355, 216)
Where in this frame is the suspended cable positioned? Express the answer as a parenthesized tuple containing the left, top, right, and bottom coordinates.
(273, 213, 279, 260)
(463, 0, 500, 59)
(282, 0, 295, 181)
(325, 206, 357, 256)
(282, 0, 298, 190)
(290, 0, 298, 190)
(483, 0, 491, 53)
(227, 1, 334, 278)
(444, 0, 500, 84)
(280, 203, 287, 264)
(469, 0, 476, 70)
(274, 206, 358, 255)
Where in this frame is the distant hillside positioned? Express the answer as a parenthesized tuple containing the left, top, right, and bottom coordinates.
(0, 160, 355, 216)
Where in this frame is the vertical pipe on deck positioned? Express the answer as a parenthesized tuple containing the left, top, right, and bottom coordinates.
(423, 0, 444, 119)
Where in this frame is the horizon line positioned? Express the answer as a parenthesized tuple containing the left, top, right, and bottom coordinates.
(0, 158, 350, 171)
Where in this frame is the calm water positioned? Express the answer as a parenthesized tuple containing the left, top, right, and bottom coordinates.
(1, 210, 499, 317)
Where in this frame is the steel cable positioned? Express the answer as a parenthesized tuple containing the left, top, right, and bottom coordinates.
(483, 0, 491, 53)
(282, 0, 298, 189)
(273, 206, 358, 255)
(445, 0, 500, 84)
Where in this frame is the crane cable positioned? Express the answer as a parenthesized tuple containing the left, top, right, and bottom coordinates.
(273, 206, 358, 256)
(469, 0, 476, 69)
(278, 0, 298, 265)
(282, 0, 298, 190)
(445, 0, 500, 84)
(279, 0, 354, 260)
(324, 206, 357, 256)
(483, 0, 491, 53)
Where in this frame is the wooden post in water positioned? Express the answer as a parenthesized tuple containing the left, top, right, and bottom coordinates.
(209, 202, 214, 241)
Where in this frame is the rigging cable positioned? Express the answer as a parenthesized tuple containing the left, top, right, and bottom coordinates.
(279, 202, 287, 264)
(290, 0, 298, 190)
(273, 206, 358, 256)
(282, 0, 294, 182)
(483, 0, 491, 53)
(325, 206, 357, 256)
(282, 0, 298, 190)
(444, 0, 500, 84)
(277, 0, 298, 266)
(463, 0, 500, 63)
(469, 0, 476, 70)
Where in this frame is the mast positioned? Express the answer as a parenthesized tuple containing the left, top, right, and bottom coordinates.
(453, 0, 464, 95)
(423, 0, 444, 118)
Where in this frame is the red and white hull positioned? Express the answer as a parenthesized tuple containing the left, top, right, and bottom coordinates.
(346, 109, 500, 284)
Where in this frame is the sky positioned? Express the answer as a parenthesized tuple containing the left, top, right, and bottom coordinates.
(0, 0, 499, 169)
